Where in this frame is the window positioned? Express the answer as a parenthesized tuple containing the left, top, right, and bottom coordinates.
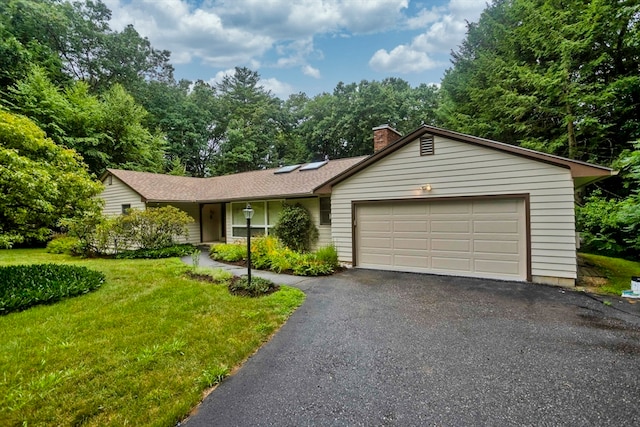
(420, 135, 434, 156)
(320, 197, 331, 225)
(231, 201, 282, 237)
(121, 204, 131, 214)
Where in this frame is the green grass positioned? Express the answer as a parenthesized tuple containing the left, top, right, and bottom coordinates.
(579, 252, 640, 295)
(0, 249, 305, 426)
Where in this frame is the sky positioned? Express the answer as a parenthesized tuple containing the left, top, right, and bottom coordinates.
(103, 0, 491, 99)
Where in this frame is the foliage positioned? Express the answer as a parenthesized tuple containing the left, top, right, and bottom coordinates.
(296, 78, 441, 159)
(0, 111, 103, 248)
(0, 249, 304, 426)
(211, 237, 339, 276)
(0, 0, 172, 93)
(228, 276, 279, 297)
(189, 267, 233, 283)
(579, 253, 640, 296)
(0, 263, 104, 314)
(114, 244, 195, 260)
(440, 0, 640, 164)
(191, 248, 201, 268)
(210, 241, 247, 262)
(123, 206, 193, 250)
(6, 69, 167, 175)
(273, 203, 319, 252)
(45, 235, 80, 255)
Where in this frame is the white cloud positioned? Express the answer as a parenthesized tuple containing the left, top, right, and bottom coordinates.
(302, 65, 321, 79)
(369, 0, 491, 74)
(104, 0, 409, 71)
(260, 78, 295, 99)
(369, 45, 439, 73)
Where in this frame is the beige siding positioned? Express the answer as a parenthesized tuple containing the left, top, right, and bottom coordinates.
(332, 136, 577, 283)
(100, 176, 145, 215)
(224, 197, 330, 249)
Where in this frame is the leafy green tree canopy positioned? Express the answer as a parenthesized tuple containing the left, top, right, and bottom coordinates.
(0, 110, 102, 248)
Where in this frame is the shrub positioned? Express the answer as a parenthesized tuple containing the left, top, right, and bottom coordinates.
(210, 242, 246, 262)
(273, 203, 318, 252)
(0, 264, 105, 314)
(125, 206, 193, 250)
(114, 244, 195, 259)
(250, 236, 283, 270)
(292, 253, 336, 276)
(228, 276, 279, 297)
(314, 244, 339, 267)
(46, 236, 80, 254)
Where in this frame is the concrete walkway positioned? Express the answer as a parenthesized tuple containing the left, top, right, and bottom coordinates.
(181, 251, 313, 287)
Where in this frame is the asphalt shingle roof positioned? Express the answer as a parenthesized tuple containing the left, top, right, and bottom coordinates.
(106, 156, 367, 203)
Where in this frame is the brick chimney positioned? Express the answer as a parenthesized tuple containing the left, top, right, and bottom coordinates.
(373, 125, 402, 152)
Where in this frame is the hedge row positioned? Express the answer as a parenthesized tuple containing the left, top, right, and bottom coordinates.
(0, 264, 105, 315)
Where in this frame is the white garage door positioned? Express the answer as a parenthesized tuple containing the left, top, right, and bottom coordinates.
(355, 198, 527, 281)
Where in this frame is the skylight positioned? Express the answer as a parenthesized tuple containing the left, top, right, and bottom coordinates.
(274, 164, 301, 174)
(300, 160, 328, 171)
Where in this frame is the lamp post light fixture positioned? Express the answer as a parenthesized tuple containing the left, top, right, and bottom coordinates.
(242, 203, 255, 285)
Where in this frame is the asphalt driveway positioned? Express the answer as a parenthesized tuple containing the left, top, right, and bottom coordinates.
(183, 269, 640, 426)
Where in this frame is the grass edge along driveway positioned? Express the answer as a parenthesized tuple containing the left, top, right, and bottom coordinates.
(0, 249, 305, 426)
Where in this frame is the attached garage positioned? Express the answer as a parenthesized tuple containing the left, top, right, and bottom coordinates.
(324, 125, 615, 286)
(355, 197, 528, 281)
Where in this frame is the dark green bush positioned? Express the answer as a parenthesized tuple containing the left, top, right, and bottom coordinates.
(273, 203, 318, 252)
(46, 236, 80, 254)
(228, 276, 278, 297)
(210, 242, 246, 262)
(0, 264, 105, 314)
(114, 244, 195, 259)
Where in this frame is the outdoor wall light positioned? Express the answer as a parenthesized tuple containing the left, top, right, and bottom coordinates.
(421, 184, 432, 192)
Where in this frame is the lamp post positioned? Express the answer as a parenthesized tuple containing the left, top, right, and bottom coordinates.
(242, 203, 254, 285)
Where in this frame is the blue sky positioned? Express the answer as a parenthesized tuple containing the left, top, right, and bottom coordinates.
(104, 0, 491, 98)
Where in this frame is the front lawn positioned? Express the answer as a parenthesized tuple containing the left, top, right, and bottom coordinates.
(0, 249, 305, 426)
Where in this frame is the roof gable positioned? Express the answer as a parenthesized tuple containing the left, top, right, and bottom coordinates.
(324, 125, 616, 190)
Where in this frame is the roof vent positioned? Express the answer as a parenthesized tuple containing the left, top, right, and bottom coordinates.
(420, 135, 434, 156)
(275, 164, 301, 174)
(300, 160, 328, 171)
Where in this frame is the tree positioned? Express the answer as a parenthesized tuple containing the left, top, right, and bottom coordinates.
(6, 68, 167, 175)
(136, 79, 220, 177)
(439, 0, 640, 163)
(295, 78, 440, 159)
(0, 110, 102, 248)
(0, 0, 173, 93)
(212, 67, 286, 175)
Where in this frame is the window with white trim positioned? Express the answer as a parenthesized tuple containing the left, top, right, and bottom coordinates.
(231, 201, 282, 237)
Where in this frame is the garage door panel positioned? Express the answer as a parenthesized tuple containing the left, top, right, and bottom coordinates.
(473, 199, 519, 213)
(431, 220, 470, 233)
(474, 240, 520, 254)
(475, 259, 521, 275)
(393, 221, 428, 232)
(432, 256, 471, 271)
(360, 220, 392, 232)
(474, 220, 519, 233)
(356, 198, 527, 281)
(430, 203, 471, 214)
(360, 253, 392, 265)
(392, 204, 428, 215)
(431, 239, 470, 252)
(360, 237, 392, 249)
(394, 255, 429, 268)
(394, 238, 429, 250)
